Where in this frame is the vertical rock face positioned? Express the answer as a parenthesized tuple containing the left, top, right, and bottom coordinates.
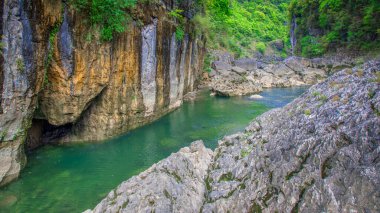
(169, 34, 180, 108)
(0, 0, 205, 185)
(141, 19, 158, 116)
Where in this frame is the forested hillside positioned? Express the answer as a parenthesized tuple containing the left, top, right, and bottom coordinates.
(194, 0, 290, 58)
(289, 0, 380, 57)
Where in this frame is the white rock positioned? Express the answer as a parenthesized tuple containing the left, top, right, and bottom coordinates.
(249, 94, 264, 99)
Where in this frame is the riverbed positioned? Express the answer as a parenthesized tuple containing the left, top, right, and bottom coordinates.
(0, 87, 307, 212)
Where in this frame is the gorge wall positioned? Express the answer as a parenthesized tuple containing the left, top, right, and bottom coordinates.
(0, 0, 205, 186)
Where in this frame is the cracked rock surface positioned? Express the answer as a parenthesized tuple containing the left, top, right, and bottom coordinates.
(85, 141, 213, 213)
(204, 61, 380, 212)
(87, 61, 380, 212)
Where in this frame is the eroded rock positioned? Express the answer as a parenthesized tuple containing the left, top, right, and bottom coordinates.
(204, 61, 380, 212)
(89, 61, 380, 212)
(85, 141, 213, 213)
(209, 56, 355, 96)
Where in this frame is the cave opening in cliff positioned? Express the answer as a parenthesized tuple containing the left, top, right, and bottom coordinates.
(26, 119, 73, 152)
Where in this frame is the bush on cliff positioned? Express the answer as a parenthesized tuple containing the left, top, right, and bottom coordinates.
(70, 0, 137, 41)
(289, 0, 380, 56)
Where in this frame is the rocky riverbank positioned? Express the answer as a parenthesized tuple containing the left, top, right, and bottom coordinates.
(207, 53, 361, 96)
(86, 61, 380, 212)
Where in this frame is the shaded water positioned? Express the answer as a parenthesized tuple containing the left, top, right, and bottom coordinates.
(0, 87, 307, 212)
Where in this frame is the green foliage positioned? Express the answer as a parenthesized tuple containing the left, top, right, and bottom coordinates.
(0, 42, 4, 56)
(16, 58, 25, 73)
(256, 42, 267, 54)
(44, 23, 61, 87)
(70, 0, 137, 41)
(203, 52, 214, 73)
(300, 36, 324, 57)
(289, 0, 380, 55)
(169, 9, 186, 41)
(175, 26, 185, 41)
(194, 0, 291, 58)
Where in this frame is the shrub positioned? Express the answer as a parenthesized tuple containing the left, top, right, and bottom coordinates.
(300, 36, 325, 58)
(175, 26, 185, 41)
(70, 0, 137, 41)
(256, 42, 266, 54)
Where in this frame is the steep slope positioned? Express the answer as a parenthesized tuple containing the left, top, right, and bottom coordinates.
(289, 0, 380, 57)
(88, 61, 380, 212)
(0, 0, 205, 186)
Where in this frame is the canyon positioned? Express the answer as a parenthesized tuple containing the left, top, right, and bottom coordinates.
(86, 61, 380, 213)
(0, 0, 379, 212)
(0, 0, 205, 186)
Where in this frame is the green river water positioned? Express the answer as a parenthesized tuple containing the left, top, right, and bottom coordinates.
(0, 87, 307, 212)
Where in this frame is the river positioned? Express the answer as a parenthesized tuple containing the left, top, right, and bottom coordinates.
(0, 87, 307, 212)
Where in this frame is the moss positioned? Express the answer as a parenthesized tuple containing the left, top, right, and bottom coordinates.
(219, 172, 234, 182)
(172, 172, 182, 183)
(285, 153, 310, 180)
(163, 189, 171, 199)
(371, 103, 380, 117)
(370, 72, 380, 83)
(261, 187, 278, 207)
(249, 202, 262, 213)
(312, 91, 320, 97)
(44, 22, 62, 88)
(16, 58, 25, 73)
(239, 182, 246, 190)
(291, 179, 315, 213)
(205, 176, 213, 191)
(368, 90, 375, 99)
(121, 199, 129, 209)
(0, 130, 7, 141)
(304, 109, 311, 116)
(240, 148, 252, 158)
(318, 95, 327, 102)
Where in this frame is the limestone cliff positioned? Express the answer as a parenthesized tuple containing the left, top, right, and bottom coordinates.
(87, 61, 380, 212)
(0, 0, 205, 186)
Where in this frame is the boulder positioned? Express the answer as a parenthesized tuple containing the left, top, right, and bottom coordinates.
(231, 66, 247, 75)
(217, 52, 234, 64)
(212, 61, 232, 71)
(85, 141, 213, 213)
(203, 61, 380, 212)
(209, 69, 217, 77)
(249, 94, 263, 99)
(211, 73, 263, 96)
(269, 39, 284, 51)
(232, 58, 257, 71)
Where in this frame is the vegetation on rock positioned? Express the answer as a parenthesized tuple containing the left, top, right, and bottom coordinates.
(70, 0, 137, 41)
(289, 0, 380, 57)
